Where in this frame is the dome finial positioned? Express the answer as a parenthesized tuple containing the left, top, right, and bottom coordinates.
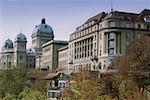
(41, 18, 45, 24)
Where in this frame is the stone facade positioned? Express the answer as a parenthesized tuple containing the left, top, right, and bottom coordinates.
(36, 40, 68, 71)
(58, 46, 68, 74)
(0, 33, 34, 69)
(68, 9, 150, 74)
(0, 9, 150, 74)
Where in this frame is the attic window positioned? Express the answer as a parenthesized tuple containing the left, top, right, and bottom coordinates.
(45, 25, 47, 28)
(36, 26, 37, 28)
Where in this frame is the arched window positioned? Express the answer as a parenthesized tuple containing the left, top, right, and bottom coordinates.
(9, 62, 11, 68)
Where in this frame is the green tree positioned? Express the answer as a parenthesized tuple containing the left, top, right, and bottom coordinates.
(1, 93, 16, 100)
(0, 68, 27, 98)
(65, 70, 116, 100)
(18, 87, 46, 100)
(116, 37, 150, 99)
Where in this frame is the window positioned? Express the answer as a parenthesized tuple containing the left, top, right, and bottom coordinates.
(20, 56, 23, 60)
(137, 33, 141, 39)
(99, 33, 102, 40)
(99, 24, 102, 29)
(138, 24, 141, 29)
(59, 82, 65, 88)
(109, 32, 115, 40)
(4, 63, 5, 68)
(109, 21, 115, 27)
(126, 33, 130, 48)
(109, 49, 114, 55)
(108, 32, 115, 55)
(126, 23, 130, 28)
(45, 25, 47, 28)
(109, 41, 114, 48)
(9, 62, 11, 68)
(100, 50, 101, 56)
(147, 25, 150, 30)
(126, 33, 130, 39)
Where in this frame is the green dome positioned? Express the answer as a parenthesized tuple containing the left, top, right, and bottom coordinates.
(3, 39, 13, 48)
(32, 18, 54, 36)
(15, 33, 26, 42)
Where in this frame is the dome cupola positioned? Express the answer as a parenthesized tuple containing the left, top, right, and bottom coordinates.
(15, 33, 26, 42)
(3, 39, 13, 48)
(32, 18, 54, 37)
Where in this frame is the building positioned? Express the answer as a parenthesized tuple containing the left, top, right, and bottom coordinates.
(0, 33, 29, 69)
(0, 18, 68, 72)
(31, 18, 54, 53)
(68, 9, 150, 74)
(58, 46, 68, 74)
(0, 9, 150, 74)
(36, 40, 68, 71)
(0, 39, 15, 69)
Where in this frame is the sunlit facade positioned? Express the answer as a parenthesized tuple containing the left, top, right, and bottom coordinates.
(68, 9, 150, 74)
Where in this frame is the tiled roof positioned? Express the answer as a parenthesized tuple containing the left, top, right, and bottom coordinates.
(28, 71, 49, 79)
(45, 72, 58, 79)
(85, 12, 106, 23)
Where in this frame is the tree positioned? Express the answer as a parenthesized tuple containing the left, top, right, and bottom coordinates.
(0, 69, 48, 99)
(64, 69, 119, 100)
(0, 68, 28, 98)
(116, 37, 150, 99)
(18, 87, 46, 100)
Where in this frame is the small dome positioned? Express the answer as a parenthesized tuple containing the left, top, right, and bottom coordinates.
(3, 39, 13, 48)
(32, 18, 54, 36)
(15, 33, 26, 42)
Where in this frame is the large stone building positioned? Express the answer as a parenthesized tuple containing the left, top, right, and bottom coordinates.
(32, 18, 68, 71)
(31, 18, 54, 53)
(0, 9, 150, 74)
(0, 18, 68, 71)
(68, 9, 150, 74)
(36, 40, 68, 71)
(0, 33, 30, 69)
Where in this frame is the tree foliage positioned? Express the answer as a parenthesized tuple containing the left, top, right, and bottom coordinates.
(0, 68, 27, 98)
(65, 70, 117, 100)
(0, 68, 47, 99)
(65, 37, 150, 100)
(18, 87, 46, 100)
(116, 37, 150, 99)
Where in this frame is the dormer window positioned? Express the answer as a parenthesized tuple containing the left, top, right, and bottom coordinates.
(45, 25, 47, 28)
(144, 16, 150, 22)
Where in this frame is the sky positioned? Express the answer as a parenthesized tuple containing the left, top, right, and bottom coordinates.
(0, 0, 150, 48)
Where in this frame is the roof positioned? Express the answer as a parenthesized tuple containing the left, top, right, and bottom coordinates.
(3, 39, 13, 48)
(85, 12, 106, 23)
(113, 11, 138, 20)
(32, 18, 54, 37)
(44, 73, 58, 79)
(15, 33, 27, 42)
(113, 9, 150, 21)
(27, 71, 49, 79)
(42, 40, 68, 48)
(58, 45, 68, 51)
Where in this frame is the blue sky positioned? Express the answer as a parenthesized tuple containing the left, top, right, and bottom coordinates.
(0, 0, 150, 48)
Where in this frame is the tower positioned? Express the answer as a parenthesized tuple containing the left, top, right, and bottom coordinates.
(31, 18, 54, 52)
(14, 33, 27, 68)
(0, 39, 14, 69)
